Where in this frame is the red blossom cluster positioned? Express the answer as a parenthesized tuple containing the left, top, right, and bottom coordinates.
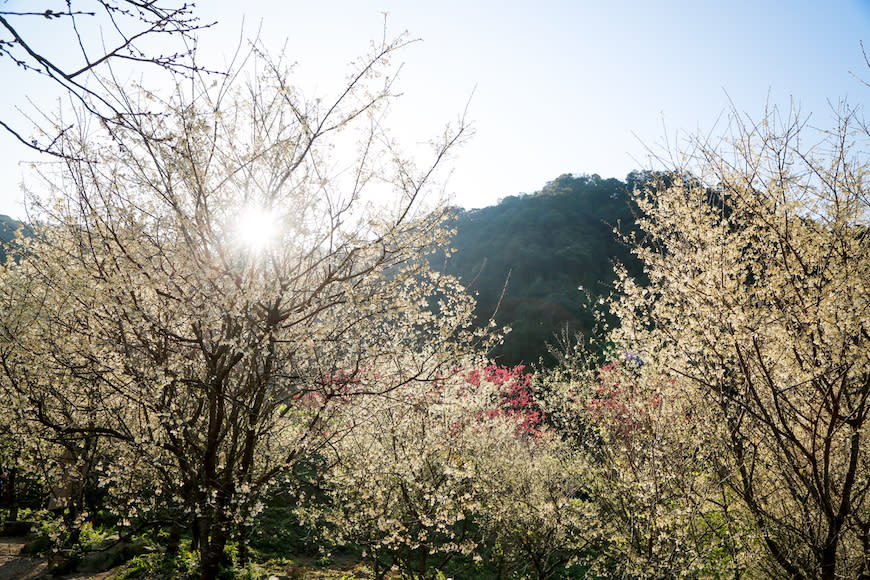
(466, 364, 544, 434)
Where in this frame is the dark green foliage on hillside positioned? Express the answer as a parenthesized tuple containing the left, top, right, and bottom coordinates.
(0, 214, 29, 264)
(440, 173, 645, 365)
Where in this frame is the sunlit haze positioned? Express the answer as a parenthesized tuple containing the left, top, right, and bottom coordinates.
(235, 205, 280, 254)
(1, 1, 869, 218)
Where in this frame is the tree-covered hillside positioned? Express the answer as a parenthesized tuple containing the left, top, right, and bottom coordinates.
(0, 214, 28, 264)
(440, 172, 645, 365)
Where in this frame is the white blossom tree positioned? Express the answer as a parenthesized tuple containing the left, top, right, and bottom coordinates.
(309, 363, 596, 580)
(0, 34, 482, 579)
(612, 106, 870, 579)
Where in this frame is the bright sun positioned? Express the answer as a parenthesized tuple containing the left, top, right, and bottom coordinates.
(236, 206, 279, 252)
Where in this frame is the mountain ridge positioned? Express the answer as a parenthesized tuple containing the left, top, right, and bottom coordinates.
(441, 172, 647, 364)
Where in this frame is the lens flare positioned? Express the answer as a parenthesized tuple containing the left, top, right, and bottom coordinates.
(236, 206, 278, 252)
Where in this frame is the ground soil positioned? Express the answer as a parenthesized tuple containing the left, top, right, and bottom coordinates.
(0, 536, 114, 580)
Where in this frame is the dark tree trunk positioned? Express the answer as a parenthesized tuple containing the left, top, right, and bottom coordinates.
(819, 540, 838, 580)
(191, 516, 202, 550)
(166, 520, 183, 556)
(237, 525, 250, 568)
(199, 522, 230, 580)
(6, 468, 17, 522)
(417, 545, 427, 578)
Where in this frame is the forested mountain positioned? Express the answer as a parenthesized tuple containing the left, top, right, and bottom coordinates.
(0, 214, 28, 264)
(440, 172, 646, 365)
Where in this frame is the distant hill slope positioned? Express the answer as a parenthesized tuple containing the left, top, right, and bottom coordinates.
(440, 173, 646, 365)
(0, 214, 29, 264)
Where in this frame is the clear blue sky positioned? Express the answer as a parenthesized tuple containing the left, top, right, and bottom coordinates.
(1, 0, 869, 218)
